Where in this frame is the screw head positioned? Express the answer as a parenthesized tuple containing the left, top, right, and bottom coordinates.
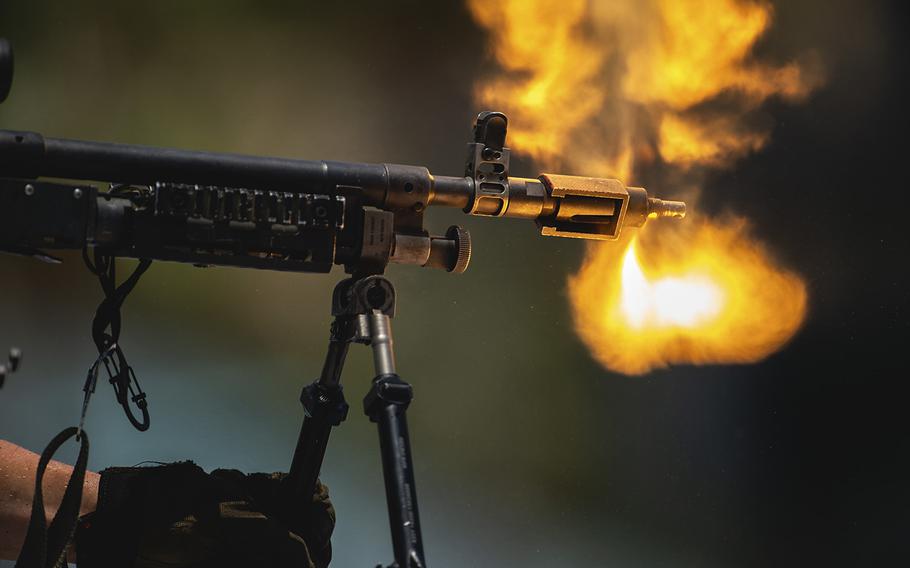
(8, 347, 21, 371)
(24, 183, 34, 196)
(73, 188, 83, 199)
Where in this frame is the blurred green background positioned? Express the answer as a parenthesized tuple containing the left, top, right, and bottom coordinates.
(1, 1, 906, 566)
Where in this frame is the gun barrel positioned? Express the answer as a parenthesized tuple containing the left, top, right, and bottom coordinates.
(1, 129, 473, 204)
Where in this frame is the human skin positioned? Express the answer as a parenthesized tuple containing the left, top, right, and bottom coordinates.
(0, 439, 99, 562)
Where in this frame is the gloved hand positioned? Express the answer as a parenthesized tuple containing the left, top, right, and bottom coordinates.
(75, 461, 334, 568)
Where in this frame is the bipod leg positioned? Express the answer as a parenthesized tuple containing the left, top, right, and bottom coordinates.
(363, 310, 426, 568)
(285, 311, 353, 502)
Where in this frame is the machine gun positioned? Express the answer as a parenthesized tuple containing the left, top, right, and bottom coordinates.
(0, 116, 685, 274)
(0, 39, 684, 567)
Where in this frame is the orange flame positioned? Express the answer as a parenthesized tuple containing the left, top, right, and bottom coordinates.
(569, 219, 807, 374)
(467, 0, 817, 374)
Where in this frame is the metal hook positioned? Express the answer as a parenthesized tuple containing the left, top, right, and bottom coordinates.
(77, 343, 118, 441)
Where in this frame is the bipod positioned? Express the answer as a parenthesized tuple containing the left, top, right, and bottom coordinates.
(284, 275, 425, 568)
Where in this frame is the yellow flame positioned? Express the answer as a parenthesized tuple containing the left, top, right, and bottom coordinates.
(616, 0, 812, 110)
(467, 0, 819, 174)
(657, 114, 769, 168)
(468, 0, 818, 374)
(570, 219, 807, 375)
(619, 241, 724, 330)
(468, 0, 615, 173)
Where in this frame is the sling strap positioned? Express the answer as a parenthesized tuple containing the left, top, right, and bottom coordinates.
(15, 427, 90, 568)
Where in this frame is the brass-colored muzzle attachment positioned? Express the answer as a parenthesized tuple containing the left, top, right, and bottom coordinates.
(460, 171, 687, 241)
(532, 174, 686, 241)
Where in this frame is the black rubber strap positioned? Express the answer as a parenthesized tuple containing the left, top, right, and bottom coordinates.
(89, 256, 151, 351)
(84, 254, 153, 432)
(15, 427, 90, 568)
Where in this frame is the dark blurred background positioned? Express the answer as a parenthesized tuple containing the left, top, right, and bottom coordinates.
(0, 1, 906, 566)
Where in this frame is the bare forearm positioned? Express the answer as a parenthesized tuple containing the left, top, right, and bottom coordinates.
(0, 439, 99, 561)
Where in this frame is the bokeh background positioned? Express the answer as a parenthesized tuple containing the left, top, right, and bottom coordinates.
(1, 1, 906, 566)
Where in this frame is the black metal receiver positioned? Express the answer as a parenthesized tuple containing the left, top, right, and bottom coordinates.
(0, 41, 685, 568)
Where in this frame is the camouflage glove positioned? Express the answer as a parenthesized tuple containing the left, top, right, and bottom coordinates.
(211, 468, 335, 568)
(75, 461, 334, 568)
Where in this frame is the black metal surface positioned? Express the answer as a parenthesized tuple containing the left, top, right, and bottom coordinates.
(137, 181, 347, 273)
(0, 178, 94, 252)
(0, 38, 12, 103)
(332, 276, 396, 318)
(285, 380, 350, 503)
(0, 177, 356, 273)
(0, 129, 469, 214)
(472, 111, 508, 151)
(365, 373, 424, 568)
(285, 313, 355, 502)
(465, 112, 511, 217)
